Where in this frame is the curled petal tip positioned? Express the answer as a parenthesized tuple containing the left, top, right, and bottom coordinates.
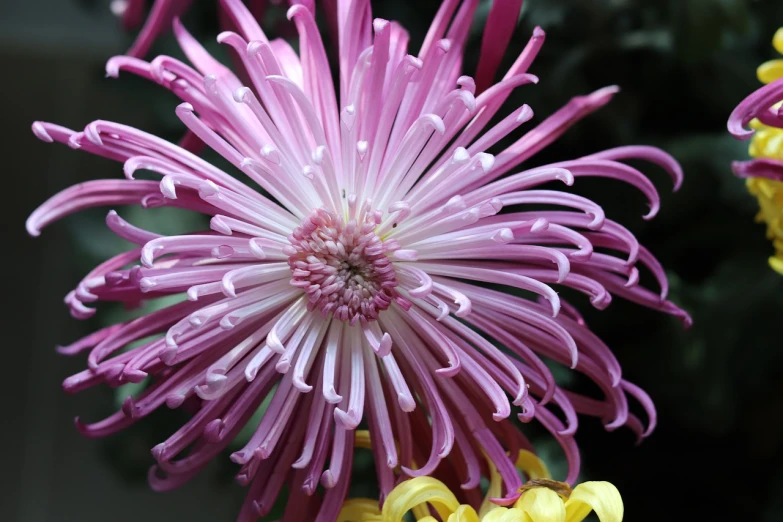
(557, 423, 578, 437)
(548, 295, 561, 318)
(378, 333, 393, 355)
(203, 419, 225, 443)
(26, 216, 41, 237)
(436, 39, 452, 53)
(264, 74, 287, 85)
(373, 18, 390, 33)
(671, 164, 684, 192)
(121, 395, 136, 418)
(625, 268, 640, 288)
(728, 125, 755, 141)
(642, 203, 660, 221)
(324, 385, 342, 404)
(286, 3, 309, 20)
(293, 378, 313, 393)
(210, 216, 232, 235)
(517, 104, 534, 123)
(275, 359, 291, 373)
(244, 366, 259, 382)
(321, 470, 337, 489)
(32, 121, 53, 142)
(610, 370, 622, 388)
(398, 393, 416, 412)
(203, 75, 218, 94)
(248, 238, 266, 259)
(588, 211, 605, 230)
(104, 57, 122, 78)
(425, 114, 446, 134)
(599, 84, 621, 97)
(84, 123, 103, 146)
(123, 369, 147, 383)
(435, 363, 460, 377)
(334, 408, 361, 430)
(246, 40, 264, 55)
(453, 147, 470, 163)
(233, 86, 251, 103)
(477, 153, 495, 173)
(604, 414, 627, 432)
(404, 55, 423, 71)
(584, 85, 620, 109)
(216, 30, 233, 44)
(159, 345, 178, 365)
(219, 315, 238, 330)
(67, 132, 83, 149)
(531, 218, 549, 233)
(727, 77, 783, 139)
(457, 75, 476, 93)
(400, 465, 417, 477)
(679, 310, 694, 329)
(221, 280, 236, 298)
(151, 443, 166, 461)
(492, 410, 510, 422)
(73, 416, 88, 435)
(176, 102, 194, 114)
(557, 168, 575, 186)
(229, 450, 250, 466)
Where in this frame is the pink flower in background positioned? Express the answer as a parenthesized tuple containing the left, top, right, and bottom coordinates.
(30, 0, 689, 520)
(112, 0, 270, 58)
(111, 0, 194, 58)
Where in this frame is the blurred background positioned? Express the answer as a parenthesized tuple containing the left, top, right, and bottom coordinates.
(2, 0, 783, 520)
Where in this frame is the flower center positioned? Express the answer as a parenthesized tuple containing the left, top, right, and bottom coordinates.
(286, 208, 398, 324)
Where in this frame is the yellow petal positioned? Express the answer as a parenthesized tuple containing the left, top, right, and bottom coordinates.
(769, 255, 783, 275)
(354, 430, 372, 450)
(514, 487, 566, 522)
(773, 27, 783, 55)
(382, 477, 461, 522)
(515, 450, 552, 480)
(480, 450, 552, 517)
(564, 481, 623, 522)
(484, 506, 529, 522)
(479, 456, 503, 518)
(447, 505, 482, 522)
(758, 59, 783, 84)
(412, 504, 433, 521)
(338, 498, 382, 521)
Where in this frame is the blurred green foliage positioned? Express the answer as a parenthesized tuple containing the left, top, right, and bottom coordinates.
(69, 0, 783, 520)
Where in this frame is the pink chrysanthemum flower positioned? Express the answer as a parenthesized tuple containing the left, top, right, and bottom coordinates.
(30, 0, 689, 520)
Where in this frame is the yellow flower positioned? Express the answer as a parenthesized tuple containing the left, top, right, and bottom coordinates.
(746, 175, 783, 274)
(338, 431, 623, 522)
(755, 28, 783, 85)
(741, 28, 783, 275)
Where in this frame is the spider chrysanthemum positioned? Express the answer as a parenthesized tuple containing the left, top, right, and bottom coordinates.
(30, 0, 688, 520)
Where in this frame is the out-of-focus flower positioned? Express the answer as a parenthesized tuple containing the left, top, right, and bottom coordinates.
(30, 0, 687, 520)
(111, 0, 195, 58)
(339, 431, 622, 522)
(729, 28, 783, 274)
(112, 0, 272, 58)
